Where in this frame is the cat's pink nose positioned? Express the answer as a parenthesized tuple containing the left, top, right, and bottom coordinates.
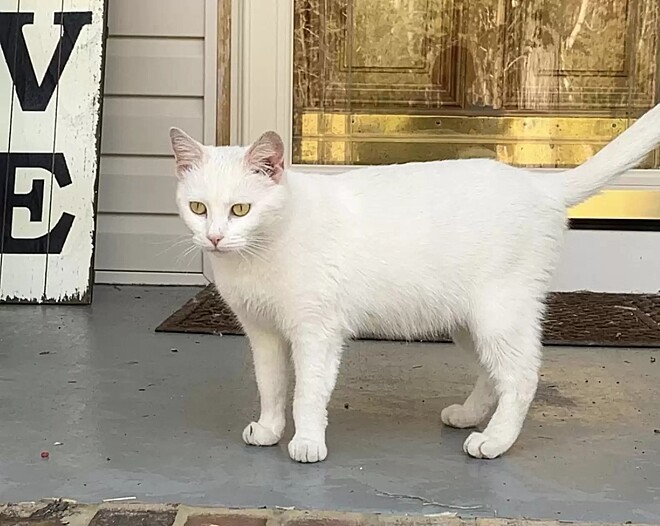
(207, 235, 224, 246)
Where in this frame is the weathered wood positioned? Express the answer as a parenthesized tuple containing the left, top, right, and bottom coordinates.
(0, 0, 107, 303)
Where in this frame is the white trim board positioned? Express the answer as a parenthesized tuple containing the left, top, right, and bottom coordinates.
(553, 230, 660, 293)
(94, 234, 660, 292)
(202, 0, 219, 281)
(95, 271, 208, 286)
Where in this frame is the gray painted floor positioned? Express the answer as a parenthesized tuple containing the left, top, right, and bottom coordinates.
(0, 286, 658, 522)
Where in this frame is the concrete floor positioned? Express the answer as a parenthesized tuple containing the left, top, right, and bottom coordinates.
(0, 286, 658, 523)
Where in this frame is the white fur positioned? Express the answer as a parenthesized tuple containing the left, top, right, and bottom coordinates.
(169, 104, 660, 463)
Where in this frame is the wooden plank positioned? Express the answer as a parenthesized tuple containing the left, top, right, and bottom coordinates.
(216, 0, 231, 145)
(108, 0, 205, 38)
(104, 37, 204, 97)
(100, 96, 204, 155)
(0, 1, 17, 276)
(95, 213, 202, 273)
(0, 0, 59, 301)
(98, 156, 178, 214)
(44, 0, 105, 302)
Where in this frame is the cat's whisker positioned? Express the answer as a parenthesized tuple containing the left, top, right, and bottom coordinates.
(235, 245, 259, 261)
(186, 244, 201, 257)
(174, 245, 201, 265)
(150, 235, 191, 247)
(240, 244, 270, 264)
(155, 240, 195, 258)
(248, 237, 270, 247)
(151, 235, 194, 254)
(242, 244, 267, 257)
(235, 248, 249, 265)
(244, 239, 272, 253)
(242, 251, 268, 266)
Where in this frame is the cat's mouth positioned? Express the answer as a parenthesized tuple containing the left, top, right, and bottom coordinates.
(204, 245, 228, 253)
(193, 236, 251, 255)
(204, 244, 240, 254)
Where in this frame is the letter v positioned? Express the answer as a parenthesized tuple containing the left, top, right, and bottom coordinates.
(0, 11, 92, 112)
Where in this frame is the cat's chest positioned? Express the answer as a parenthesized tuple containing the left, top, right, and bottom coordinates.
(211, 261, 283, 323)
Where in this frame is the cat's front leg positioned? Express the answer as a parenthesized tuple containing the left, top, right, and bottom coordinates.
(241, 321, 288, 447)
(288, 327, 343, 463)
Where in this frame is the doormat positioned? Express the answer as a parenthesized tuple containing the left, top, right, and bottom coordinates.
(156, 285, 660, 347)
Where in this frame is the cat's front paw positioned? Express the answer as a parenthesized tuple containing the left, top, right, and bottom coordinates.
(288, 435, 327, 463)
(242, 422, 282, 446)
(462, 431, 511, 459)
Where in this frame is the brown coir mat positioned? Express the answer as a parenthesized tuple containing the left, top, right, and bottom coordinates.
(156, 285, 660, 347)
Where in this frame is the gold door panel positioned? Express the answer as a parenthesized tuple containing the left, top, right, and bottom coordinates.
(292, 0, 660, 220)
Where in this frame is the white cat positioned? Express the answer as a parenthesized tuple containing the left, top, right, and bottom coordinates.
(169, 104, 660, 463)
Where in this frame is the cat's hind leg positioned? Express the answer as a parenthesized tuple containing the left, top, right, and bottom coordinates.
(462, 292, 543, 459)
(441, 328, 496, 429)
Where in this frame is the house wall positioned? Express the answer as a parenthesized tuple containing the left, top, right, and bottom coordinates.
(95, 0, 216, 285)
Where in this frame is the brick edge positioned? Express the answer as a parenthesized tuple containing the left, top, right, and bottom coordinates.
(0, 500, 652, 526)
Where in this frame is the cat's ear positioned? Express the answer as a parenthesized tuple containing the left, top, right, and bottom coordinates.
(245, 131, 285, 183)
(169, 127, 204, 178)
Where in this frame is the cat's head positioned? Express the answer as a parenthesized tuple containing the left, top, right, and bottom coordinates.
(169, 128, 288, 254)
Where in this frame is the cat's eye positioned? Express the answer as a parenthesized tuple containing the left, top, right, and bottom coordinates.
(231, 203, 251, 217)
(189, 201, 207, 215)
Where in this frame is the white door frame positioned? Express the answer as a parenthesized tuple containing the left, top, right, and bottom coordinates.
(229, 0, 660, 292)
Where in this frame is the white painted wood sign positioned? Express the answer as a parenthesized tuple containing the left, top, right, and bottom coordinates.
(0, 0, 106, 303)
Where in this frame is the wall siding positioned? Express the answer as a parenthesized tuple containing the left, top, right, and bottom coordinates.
(96, 0, 212, 284)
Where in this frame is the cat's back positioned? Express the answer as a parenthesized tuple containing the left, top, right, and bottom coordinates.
(290, 158, 559, 219)
(293, 158, 543, 199)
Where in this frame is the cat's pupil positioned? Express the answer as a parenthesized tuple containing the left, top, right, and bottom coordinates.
(190, 201, 206, 215)
(232, 203, 250, 217)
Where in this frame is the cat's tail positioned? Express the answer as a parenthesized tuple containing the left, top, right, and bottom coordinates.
(562, 103, 660, 207)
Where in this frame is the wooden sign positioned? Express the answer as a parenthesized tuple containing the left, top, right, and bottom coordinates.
(0, 0, 106, 303)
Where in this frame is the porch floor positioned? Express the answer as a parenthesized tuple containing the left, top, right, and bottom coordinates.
(0, 286, 658, 522)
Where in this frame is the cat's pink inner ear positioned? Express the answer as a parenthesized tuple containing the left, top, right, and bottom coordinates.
(169, 127, 204, 178)
(245, 131, 285, 183)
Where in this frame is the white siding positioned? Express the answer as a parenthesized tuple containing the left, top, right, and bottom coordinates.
(95, 0, 215, 285)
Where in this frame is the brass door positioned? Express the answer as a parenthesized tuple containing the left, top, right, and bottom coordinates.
(293, 0, 659, 166)
(292, 0, 660, 220)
